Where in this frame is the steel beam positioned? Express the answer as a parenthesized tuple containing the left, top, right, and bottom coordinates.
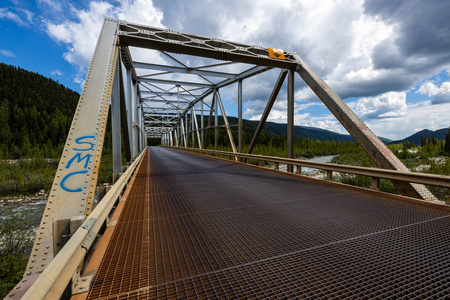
(119, 61, 131, 162)
(192, 106, 202, 149)
(201, 100, 204, 146)
(25, 18, 119, 277)
(132, 80, 138, 158)
(293, 54, 437, 201)
(134, 62, 237, 79)
(185, 115, 189, 147)
(238, 80, 243, 155)
(204, 96, 215, 149)
(215, 93, 218, 150)
(138, 77, 213, 88)
(181, 119, 187, 147)
(118, 21, 298, 69)
(112, 59, 122, 182)
(126, 67, 134, 159)
(191, 107, 195, 148)
(216, 91, 237, 156)
(287, 70, 294, 173)
(247, 70, 288, 154)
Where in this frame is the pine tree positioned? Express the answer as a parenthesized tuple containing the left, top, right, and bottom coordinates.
(444, 127, 450, 154)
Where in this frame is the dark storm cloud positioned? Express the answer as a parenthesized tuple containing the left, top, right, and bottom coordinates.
(431, 95, 450, 105)
(365, 0, 450, 72)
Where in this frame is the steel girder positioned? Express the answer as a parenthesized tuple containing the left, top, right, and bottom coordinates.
(25, 19, 120, 279)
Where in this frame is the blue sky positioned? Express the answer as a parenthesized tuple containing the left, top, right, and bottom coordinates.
(1, 0, 449, 140)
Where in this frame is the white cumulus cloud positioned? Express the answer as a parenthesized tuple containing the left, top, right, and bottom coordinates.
(44, 0, 164, 80)
(418, 80, 450, 104)
(349, 91, 408, 120)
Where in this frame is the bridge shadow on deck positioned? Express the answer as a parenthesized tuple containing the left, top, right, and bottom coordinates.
(86, 147, 450, 299)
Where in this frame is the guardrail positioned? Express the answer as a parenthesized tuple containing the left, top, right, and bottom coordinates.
(21, 147, 147, 300)
(167, 146, 450, 191)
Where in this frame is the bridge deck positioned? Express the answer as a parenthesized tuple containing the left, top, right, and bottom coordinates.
(86, 147, 450, 299)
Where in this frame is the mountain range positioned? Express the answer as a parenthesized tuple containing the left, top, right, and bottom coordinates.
(389, 128, 449, 145)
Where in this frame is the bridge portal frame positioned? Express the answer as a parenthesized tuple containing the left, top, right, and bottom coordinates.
(13, 17, 440, 299)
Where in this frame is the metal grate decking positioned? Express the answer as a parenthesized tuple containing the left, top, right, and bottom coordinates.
(86, 147, 450, 299)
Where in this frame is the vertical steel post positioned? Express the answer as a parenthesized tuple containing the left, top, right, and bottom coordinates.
(119, 62, 131, 162)
(185, 113, 189, 147)
(137, 105, 141, 151)
(204, 95, 215, 149)
(131, 80, 137, 158)
(238, 79, 243, 156)
(192, 106, 202, 149)
(201, 99, 204, 146)
(177, 122, 181, 146)
(126, 68, 133, 159)
(191, 107, 195, 148)
(287, 69, 294, 173)
(181, 118, 187, 147)
(112, 60, 122, 182)
(214, 92, 219, 150)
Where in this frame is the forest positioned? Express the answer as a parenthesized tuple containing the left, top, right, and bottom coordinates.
(0, 63, 115, 195)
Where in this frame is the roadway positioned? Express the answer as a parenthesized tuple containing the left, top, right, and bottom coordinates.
(83, 146, 450, 299)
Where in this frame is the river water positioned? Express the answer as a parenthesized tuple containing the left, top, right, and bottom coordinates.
(273, 155, 337, 176)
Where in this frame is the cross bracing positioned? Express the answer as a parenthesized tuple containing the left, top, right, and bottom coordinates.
(116, 18, 437, 201)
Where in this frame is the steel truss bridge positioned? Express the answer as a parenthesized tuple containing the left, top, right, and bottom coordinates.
(8, 19, 450, 299)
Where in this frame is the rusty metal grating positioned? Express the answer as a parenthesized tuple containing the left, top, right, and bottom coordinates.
(86, 147, 450, 299)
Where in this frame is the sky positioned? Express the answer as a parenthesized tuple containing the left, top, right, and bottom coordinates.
(1, 0, 449, 141)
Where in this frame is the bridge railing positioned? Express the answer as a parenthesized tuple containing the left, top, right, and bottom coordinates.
(20, 148, 147, 300)
(168, 146, 450, 194)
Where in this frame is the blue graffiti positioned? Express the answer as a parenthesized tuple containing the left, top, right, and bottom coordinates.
(73, 136, 95, 151)
(61, 135, 95, 193)
(60, 170, 88, 193)
(66, 153, 91, 169)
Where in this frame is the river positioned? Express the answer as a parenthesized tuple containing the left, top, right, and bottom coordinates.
(272, 155, 337, 176)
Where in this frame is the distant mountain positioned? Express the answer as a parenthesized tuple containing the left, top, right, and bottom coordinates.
(211, 116, 352, 142)
(378, 137, 393, 144)
(389, 128, 449, 145)
(209, 116, 396, 143)
(244, 119, 355, 142)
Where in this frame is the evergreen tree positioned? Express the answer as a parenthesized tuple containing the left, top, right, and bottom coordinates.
(444, 127, 450, 154)
(0, 63, 79, 158)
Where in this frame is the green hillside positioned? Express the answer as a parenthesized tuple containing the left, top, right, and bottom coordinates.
(0, 63, 79, 158)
